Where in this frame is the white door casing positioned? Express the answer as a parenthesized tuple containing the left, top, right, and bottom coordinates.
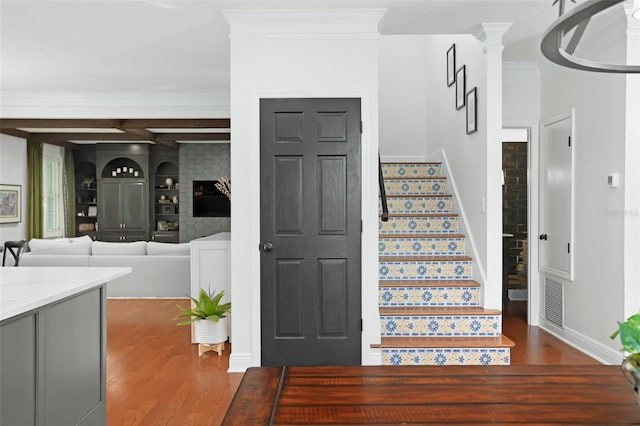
(539, 111, 575, 281)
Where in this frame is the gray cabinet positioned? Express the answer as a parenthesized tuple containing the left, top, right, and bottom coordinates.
(99, 180, 148, 241)
(0, 287, 106, 426)
(0, 314, 36, 426)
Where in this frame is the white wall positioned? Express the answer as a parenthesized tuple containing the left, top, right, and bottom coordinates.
(0, 134, 28, 243)
(228, 36, 381, 371)
(540, 30, 628, 362)
(424, 35, 490, 288)
(503, 78, 541, 124)
(379, 36, 429, 160)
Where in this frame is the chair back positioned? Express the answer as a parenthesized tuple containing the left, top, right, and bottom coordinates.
(2, 240, 28, 267)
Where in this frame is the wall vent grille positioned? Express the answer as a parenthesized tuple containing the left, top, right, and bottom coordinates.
(545, 278, 564, 328)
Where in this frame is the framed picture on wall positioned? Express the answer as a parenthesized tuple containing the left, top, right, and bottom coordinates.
(446, 44, 456, 87)
(455, 65, 466, 110)
(0, 184, 21, 223)
(466, 87, 478, 135)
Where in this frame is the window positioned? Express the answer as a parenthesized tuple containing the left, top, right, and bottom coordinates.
(42, 144, 64, 238)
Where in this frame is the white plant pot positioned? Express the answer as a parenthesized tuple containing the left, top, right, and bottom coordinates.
(194, 317, 228, 344)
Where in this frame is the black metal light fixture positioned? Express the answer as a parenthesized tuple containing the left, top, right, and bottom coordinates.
(541, 0, 640, 73)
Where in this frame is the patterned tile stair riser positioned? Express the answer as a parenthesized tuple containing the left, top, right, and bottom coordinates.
(378, 216, 459, 235)
(381, 348, 511, 366)
(384, 179, 448, 196)
(379, 237, 465, 257)
(382, 197, 452, 214)
(379, 286, 480, 307)
(381, 163, 442, 179)
(378, 162, 511, 366)
(378, 260, 472, 281)
(380, 315, 502, 337)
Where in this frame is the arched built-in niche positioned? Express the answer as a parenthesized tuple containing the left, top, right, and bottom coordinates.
(101, 157, 145, 179)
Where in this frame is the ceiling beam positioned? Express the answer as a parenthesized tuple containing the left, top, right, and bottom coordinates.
(0, 127, 31, 140)
(120, 118, 230, 128)
(31, 133, 151, 142)
(155, 132, 230, 142)
(0, 118, 121, 129)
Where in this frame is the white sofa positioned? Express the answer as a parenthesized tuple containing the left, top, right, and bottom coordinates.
(17, 236, 190, 298)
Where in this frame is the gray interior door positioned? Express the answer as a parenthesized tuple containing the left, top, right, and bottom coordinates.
(260, 98, 362, 366)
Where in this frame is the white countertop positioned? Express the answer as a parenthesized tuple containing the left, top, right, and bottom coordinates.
(0, 267, 131, 322)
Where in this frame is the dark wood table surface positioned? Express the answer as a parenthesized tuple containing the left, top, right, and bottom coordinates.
(222, 364, 640, 425)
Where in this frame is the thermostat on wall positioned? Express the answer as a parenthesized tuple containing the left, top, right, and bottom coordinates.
(607, 173, 620, 188)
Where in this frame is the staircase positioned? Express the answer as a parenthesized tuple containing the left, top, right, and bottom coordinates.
(378, 162, 514, 366)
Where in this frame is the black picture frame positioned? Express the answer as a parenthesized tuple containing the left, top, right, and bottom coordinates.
(455, 65, 466, 110)
(466, 87, 478, 135)
(446, 44, 456, 87)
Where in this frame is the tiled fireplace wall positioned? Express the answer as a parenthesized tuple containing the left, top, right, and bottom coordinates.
(502, 142, 528, 288)
(179, 144, 230, 242)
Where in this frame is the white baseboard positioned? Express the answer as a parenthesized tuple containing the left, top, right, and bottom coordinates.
(364, 349, 382, 365)
(228, 353, 258, 373)
(538, 319, 623, 365)
(380, 155, 429, 163)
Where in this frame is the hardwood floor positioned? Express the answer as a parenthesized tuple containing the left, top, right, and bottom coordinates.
(106, 299, 598, 426)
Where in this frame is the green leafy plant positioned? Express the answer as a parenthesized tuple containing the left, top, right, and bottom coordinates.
(176, 288, 231, 326)
(82, 176, 95, 189)
(611, 312, 640, 355)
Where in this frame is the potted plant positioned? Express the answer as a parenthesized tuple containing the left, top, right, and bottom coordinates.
(176, 288, 231, 345)
(611, 311, 640, 405)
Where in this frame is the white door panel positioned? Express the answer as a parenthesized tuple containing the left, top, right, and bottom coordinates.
(540, 112, 574, 280)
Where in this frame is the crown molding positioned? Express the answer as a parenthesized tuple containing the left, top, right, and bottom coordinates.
(503, 62, 542, 80)
(221, 9, 387, 40)
(0, 92, 230, 118)
(472, 22, 512, 53)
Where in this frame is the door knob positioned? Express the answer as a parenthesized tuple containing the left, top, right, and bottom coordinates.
(262, 242, 274, 252)
(539, 234, 548, 241)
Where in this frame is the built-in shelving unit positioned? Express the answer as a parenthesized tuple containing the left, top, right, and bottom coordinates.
(152, 161, 179, 243)
(75, 161, 98, 239)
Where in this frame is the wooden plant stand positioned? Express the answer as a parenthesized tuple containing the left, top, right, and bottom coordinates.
(198, 342, 224, 357)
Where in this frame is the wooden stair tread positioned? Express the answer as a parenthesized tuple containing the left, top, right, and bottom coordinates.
(379, 307, 502, 316)
(385, 194, 452, 199)
(379, 279, 480, 288)
(384, 176, 446, 181)
(376, 335, 515, 349)
(379, 233, 465, 239)
(381, 213, 458, 218)
(379, 255, 472, 262)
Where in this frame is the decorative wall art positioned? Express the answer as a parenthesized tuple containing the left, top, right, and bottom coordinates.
(466, 87, 478, 135)
(455, 65, 466, 110)
(0, 184, 21, 223)
(446, 44, 456, 87)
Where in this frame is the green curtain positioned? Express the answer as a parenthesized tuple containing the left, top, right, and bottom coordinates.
(27, 140, 43, 239)
(64, 148, 76, 237)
